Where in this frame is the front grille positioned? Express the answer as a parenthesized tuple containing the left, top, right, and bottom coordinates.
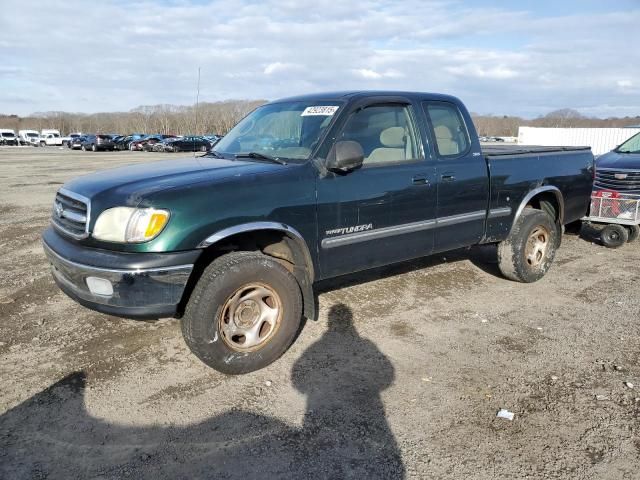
(51, 189, 90, 239)
(594, 168, 640, 194)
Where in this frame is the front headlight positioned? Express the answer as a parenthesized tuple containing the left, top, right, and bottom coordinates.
(93, 207, 170, 243)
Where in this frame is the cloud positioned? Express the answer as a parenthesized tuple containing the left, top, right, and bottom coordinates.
(354, 68, 382, 79)
(445, 65, 519, 80)
(263, 62, 298, 75)
(0, 0, 638, 118)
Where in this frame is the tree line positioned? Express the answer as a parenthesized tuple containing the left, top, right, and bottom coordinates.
(472, 108, 640, 137)
(1, 103, 639, 137)
(0, 100, 265, 136)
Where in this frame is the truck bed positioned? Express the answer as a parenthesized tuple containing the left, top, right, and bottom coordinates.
(482, 144, 591, 157)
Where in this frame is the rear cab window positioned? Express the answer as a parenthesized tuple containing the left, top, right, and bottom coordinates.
(423, 101, 470, 158)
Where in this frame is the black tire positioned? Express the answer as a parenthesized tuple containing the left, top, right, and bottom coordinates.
(200, 145, 207, 152)
(182, 251, 303, 374)
(497, 209, 559, 283)
(91, 144, 97, 152)
(601, 224, 628, 248)
(81, 145, 86, 151)
(625, 224, 640, 243)
(173, 145, 180, 153)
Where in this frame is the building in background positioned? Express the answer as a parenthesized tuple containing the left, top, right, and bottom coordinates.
(517, 127, 640, 156)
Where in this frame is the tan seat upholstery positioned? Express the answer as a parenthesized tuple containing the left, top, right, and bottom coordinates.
(434, 125, 459, 155)
(366, 126, 406, 164)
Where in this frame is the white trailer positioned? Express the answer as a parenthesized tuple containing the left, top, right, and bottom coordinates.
(518, 127, 640, 156)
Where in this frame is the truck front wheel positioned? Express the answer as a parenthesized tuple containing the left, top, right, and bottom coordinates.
(181, 251, 303, 374)
(497, 209, 559, 283)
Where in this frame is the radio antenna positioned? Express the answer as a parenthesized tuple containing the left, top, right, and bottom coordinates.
(194, 66, 201, 157)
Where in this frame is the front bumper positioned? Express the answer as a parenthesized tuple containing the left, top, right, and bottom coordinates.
(42, 227, 200, 319)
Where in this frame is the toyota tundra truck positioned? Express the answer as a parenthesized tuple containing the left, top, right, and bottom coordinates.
(42, 91, 594, 374)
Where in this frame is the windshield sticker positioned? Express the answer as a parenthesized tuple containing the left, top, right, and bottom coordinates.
(301, 106, 339, 116)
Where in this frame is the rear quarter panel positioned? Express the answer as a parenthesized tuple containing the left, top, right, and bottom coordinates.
(484, 150, 593, 242)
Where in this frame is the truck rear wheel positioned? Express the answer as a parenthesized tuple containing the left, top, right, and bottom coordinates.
(181, 251, 303, 374)
(497, 209, 559, 283)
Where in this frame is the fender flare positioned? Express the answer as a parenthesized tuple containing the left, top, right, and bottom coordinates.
(513, 186, 565, 226)
(197, 222, 316, 320)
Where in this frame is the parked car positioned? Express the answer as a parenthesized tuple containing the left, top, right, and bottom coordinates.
(149, 137, 177, 152)
(204, 134, 223, 146)
(19, 129, 42, 146)
(43, 90, 594, 374)
(40, 129, 63, 146)
(131, 134, 176, 151)
(165, 135, 211, 152)
(62, 132, 82, 146)
(114, 134, 145, 151)
(141, 135, 178, 152)
(80, 134, 115, 151)
(0, 129, 19, 146)
(128, 135, 152, 151)
(68, 136, 86, 150)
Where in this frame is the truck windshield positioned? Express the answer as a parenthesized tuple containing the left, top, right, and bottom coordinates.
(213, 101, 343, 161)
(27, 133, 39, 137)
(1, 133, 14, 137)
(616, 132, 640, 154)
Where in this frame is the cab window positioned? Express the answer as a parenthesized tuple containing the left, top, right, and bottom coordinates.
(339, 104, 422, 166)
(423, 102, 470, 158)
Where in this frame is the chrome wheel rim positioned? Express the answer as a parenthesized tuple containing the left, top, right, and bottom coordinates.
(525, 226, 550, 267)
(218, 283, 282, 351)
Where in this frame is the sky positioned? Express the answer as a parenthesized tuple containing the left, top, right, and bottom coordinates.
(0, 0, 638, 118)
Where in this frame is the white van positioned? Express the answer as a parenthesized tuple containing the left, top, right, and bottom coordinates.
(19, 129, 41, 146)
(0, 129, 18, 146)
(40, 129, 63, 146)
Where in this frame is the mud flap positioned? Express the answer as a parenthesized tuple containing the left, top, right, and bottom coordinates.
(294, 265, 316, 321)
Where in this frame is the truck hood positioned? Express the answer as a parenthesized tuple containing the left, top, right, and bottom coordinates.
(596, 150, 640, 170)
(62, 156, 285, 207)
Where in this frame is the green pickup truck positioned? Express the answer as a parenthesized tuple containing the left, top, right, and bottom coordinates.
(43, 91, 594, 373)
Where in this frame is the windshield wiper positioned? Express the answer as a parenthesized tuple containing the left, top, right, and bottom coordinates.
(205, 150, 225, 158)
(235, 152, 288, 165)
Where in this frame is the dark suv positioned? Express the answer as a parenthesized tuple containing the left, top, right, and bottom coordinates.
(80, 134, 115, 152)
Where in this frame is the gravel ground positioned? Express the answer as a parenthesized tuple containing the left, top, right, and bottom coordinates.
(1, 146, 639, 479)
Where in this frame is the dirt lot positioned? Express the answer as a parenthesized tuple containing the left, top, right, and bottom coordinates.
(1, 146, 639, 479)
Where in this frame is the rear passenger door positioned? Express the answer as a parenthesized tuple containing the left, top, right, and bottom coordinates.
(422, 101, 489, 252)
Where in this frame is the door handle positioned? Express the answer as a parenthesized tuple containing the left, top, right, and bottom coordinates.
(412, 175, 429, 185)
(441, 174, 456, 182)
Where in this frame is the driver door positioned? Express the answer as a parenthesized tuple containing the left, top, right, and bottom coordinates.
(316, 100, 437, 278)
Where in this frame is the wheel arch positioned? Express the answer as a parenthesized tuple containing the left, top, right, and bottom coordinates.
(514, 186, 564, 226)
(179, 222, 316, 320)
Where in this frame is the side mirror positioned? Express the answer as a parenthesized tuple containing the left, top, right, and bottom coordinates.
(326, 141, 364, 172)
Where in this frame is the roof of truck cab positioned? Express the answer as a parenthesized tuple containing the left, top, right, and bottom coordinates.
(272, 90, 463, 104)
